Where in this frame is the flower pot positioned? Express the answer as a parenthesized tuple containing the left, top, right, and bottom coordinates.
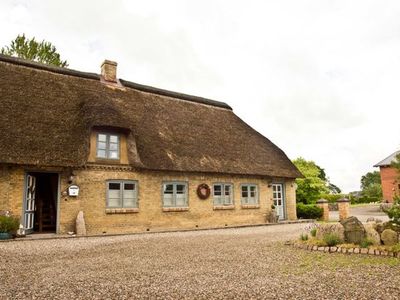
(0, 232, 12, 240)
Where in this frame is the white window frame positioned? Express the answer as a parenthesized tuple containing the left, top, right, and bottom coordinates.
(106, 180, 138, 208)
(97, 133, 120, 160)
(162, 182, 188, 208)
(241, 184, 259, 205)
(213, 183, 233, 206)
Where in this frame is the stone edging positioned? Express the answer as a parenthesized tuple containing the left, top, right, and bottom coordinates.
(291, 242, 400, 258)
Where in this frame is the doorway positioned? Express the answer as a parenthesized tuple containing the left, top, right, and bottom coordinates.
(272, 183, 286, 220)
(23, 172, 59, 234)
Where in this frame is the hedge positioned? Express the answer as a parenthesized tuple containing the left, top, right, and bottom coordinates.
(296, 203, 323, 219)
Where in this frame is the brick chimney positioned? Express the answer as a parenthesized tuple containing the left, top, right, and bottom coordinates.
(101, 60, 117, 83)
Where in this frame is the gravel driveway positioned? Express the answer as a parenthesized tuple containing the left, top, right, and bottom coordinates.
(1, 223, 399, 300)
(330, 204, 389, 222)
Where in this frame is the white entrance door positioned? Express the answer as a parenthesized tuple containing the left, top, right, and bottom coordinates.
(272, 184, 285, 220)
(24, 174, 36, 234)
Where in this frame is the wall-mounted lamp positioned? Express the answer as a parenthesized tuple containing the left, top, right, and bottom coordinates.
(68, 170, 76, 184)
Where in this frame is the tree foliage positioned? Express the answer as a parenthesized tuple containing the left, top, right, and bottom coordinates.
(361, 171, 381, 190)
(293, 158, 330, 204)
(391, 153, 400, 174)
(360, 171, 382, 201)
(316, 165, 341, 194)
(1, 34, 68, 67)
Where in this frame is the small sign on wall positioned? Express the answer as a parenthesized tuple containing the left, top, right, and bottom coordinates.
(68, 185, 80, 197)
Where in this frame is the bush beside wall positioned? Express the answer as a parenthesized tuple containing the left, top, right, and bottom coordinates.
(296, 203, 323, 220)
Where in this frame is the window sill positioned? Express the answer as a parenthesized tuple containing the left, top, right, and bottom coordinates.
(162, 207, 189, 212)
(93, 158, 122, 165)
(241, 204, 260, 209)
(213, 205, 235, 210)
(105, 208, 139, 214)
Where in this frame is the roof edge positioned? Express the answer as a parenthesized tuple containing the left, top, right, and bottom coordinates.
(0, 54, 232, 110)
(373, 150, 400, 167)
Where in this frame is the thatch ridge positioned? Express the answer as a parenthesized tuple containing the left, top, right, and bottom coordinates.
(0, 54, 231, 110)
(0, 54, 100, 80)
(0, 56, 302, 178)
(119, 79, 231, 110)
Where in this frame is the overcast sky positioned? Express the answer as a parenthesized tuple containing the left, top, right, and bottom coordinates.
(1, 0, 400, 192)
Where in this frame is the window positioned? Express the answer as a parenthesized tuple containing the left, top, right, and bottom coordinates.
(213, 183, 233, 206)
(97, 133, 119, 159)
(163, 182, 188, 207)
(107, 180, 138, 208)
(241, 184, 258, 205)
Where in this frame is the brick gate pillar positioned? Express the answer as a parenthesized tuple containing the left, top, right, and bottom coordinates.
(316, 199, 329, 222)
(337, 198, 350, 221)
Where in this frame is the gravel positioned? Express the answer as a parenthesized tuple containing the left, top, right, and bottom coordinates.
(330, 204, 389, 222)
(1, 223, 400, 299)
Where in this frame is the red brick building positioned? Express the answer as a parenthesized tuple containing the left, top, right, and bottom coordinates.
(374, 151, 400, 203)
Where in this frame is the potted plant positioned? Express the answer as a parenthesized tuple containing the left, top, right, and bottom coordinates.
(0, 215, 20, 240)
(268, 204, 278, 223)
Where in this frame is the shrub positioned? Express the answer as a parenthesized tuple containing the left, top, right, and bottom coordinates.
(384, 196, 400, 225)
(0, 215, 20, 233)
(320, 194, 347, 203)
(296, 203, 323, 219)
(300, 233, 308, 241)
(351, 196, 380, 205)
(323, 233, 342, 247)
(315, 239, 327, 247)
(310, 228, 317, 237)
(359, 238, 374, 248)
(390, 243, 400, 253)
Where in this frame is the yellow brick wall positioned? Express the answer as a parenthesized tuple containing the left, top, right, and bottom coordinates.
(60, 169, 297, 234)
(0, 166, 25, 220)
(0, 165, 298, 234)
(0, 166, 10, 212)
(284, 179, 297, 220)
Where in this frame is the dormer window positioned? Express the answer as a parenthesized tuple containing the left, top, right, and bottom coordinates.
(97, 133, 120, 159)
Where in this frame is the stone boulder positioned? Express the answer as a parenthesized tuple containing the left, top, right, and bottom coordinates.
(340, 216, 366, 244)
(76, 211, 87, 236)
(363, 223, 381, 245)
(383, 221, 400, 233)
(316, 223, 345, 242)
(374, 223, 384, 235)
(381, 229, 399, 246)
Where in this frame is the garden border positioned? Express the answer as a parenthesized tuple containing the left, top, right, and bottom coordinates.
(291, 242, 400, 258)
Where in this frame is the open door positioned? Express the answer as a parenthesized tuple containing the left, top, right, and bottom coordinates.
(24, 174, 36, 234)
(23, 172, 59, 234)
(272, 183, 286, 220)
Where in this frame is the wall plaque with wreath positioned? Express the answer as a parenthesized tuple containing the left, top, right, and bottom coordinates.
(197, 183, 211, 200)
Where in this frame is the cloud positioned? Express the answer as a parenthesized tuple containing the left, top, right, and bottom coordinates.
(1, 0, 400, 192)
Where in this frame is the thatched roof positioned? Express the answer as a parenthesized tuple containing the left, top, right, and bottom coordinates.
(0, 54, 302, 178)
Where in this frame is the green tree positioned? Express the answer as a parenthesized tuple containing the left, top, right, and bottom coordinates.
(391, 153, 400, 201)
(391, 153, 400, 173)
(316, 165, 341, 194)
(361, 171, 381, 190)
(293, 158, 330, 204)
(1, 34, 68, 67)
(360, 171, 382, 201)
(328, 183, 341, 194)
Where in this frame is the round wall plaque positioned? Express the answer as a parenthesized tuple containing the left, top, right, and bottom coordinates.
(197, 183, 210, 200)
